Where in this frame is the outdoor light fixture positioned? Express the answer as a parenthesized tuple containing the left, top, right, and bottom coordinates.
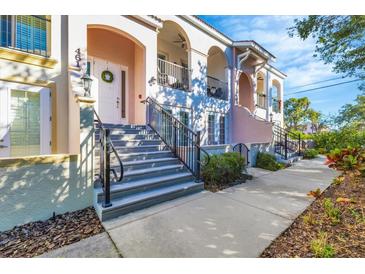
(81, 74, 93, 97)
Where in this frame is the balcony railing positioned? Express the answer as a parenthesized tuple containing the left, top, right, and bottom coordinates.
(157, 58, 190, 91)
(257, 93, 267, 109)
(207, 76, 228, 101)
(0, 15, 50, 57)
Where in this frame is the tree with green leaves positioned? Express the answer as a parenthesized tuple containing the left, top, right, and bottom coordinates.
(284, 97, 310, 131)
(334, 92, 365, 129)
(307, 108, 322, 133)
(289, 16, 365, 90)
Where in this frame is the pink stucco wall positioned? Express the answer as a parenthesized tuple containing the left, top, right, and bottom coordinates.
(232, 105, 273, 144)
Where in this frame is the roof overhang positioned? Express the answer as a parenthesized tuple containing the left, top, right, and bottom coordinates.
(233, 40, 276, 62)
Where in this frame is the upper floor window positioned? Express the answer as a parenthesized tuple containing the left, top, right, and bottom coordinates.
(256, 72, 267, 109)
(272, 80, 281, 113)
(0, 15, 51, 57)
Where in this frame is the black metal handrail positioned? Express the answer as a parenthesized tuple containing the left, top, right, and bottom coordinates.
(142, 97, 210, 181)
(273, 124, 302, 159)
(93, 109, 124, 208)
(232, 143, 250, 166)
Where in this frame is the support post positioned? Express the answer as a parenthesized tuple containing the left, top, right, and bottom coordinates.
(196, 131, 201, 182)
(173, 120, 177, 155)
(284, 133, 288, 160)
(298, 134, 301, 156)
(102, 128, 112, 208)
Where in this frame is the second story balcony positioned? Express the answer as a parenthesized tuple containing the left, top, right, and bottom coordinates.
(207, 75, 228, 101)
(157, 58, 190, 91)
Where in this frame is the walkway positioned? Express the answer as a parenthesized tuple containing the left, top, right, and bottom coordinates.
(41, 156, 337, 258)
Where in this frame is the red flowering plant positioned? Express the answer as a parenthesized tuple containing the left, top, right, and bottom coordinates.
(325, 147, 365, 177)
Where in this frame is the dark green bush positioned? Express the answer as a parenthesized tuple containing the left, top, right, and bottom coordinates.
(256, 152, 284, 171)
(303, 148, 319, 159)
(202, 152, 245, 191)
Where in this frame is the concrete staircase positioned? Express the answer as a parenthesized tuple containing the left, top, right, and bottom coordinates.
(93, 124, 204, 221)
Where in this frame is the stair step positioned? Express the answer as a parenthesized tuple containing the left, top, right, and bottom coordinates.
(106, 139, 164, 147)
(95, 181, 203, 221)
(95, 144, 169, 154)
(95, 157, 180, 172)
(95, 134, 159, 141)
(95, 172, 194, 202)
(96, 124, 147, 129)
(121, 164, 186, 183)
(95, 151, 174, 163)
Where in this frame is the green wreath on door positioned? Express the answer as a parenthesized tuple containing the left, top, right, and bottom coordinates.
(101, 70, 114, 83)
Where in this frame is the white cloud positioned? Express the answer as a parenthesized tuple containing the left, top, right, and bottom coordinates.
(213, 16, 337, 90)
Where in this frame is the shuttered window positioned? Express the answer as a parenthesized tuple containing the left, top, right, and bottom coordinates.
(10, 90, 40, 157)
(0, 15, 50, 57)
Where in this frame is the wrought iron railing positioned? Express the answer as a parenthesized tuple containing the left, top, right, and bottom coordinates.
(232, 143, 250, 166)
(0, 15, 50, 57)
(256, 93, 267, 109)
(157, 58, 190, 91)
(94, 109, 124, 208)
(207, 75, 228, 101)
(273, 124, 302, 160)
(142, 97, 210, 181)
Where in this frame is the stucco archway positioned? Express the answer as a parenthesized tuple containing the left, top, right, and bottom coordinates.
(87, 25, 146, 124)
(238, 72, 254, 112)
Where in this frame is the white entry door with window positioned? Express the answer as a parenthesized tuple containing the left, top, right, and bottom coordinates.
(89, 57, 128, 125)
(0, 81, 51, 157)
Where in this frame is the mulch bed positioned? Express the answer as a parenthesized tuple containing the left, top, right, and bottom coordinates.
(261, 176, 365, 258)
(0, 207, 104, 258)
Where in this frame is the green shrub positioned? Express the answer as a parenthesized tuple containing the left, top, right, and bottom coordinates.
(303, 148, 319, 159)
(310, 232, 335, 258)
(202, 152, 245, 191)
(312, 127, 365, 153)
(256, 152, 284, 171)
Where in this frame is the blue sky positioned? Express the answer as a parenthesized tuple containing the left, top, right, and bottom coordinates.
(198, 15, 362, 116)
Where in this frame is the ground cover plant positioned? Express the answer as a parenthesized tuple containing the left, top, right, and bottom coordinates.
(255, 152, 285, 171)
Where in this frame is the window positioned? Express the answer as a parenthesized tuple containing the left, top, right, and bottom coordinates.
(256, 72, 266, 109)
(0, 15, 50, 57)
(272, 81, 281, 113)
(0, 83, 51, 158)
(219, 115, 225, 144)
(10, 90, 41, 156)
(208, 114, 215, 145)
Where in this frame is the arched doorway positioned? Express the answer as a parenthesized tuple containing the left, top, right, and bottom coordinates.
(87, 26, 146, 125)
(207, 46, 228, 100)
(157, 21, 190, 91)
(238, 72, 254, 112)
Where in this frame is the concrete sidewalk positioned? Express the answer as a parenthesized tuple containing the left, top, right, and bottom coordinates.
(41, 157, 337, 258)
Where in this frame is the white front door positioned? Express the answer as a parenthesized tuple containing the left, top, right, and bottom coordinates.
(89, 57, 128, 125)
(0, 81, 51, 157)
